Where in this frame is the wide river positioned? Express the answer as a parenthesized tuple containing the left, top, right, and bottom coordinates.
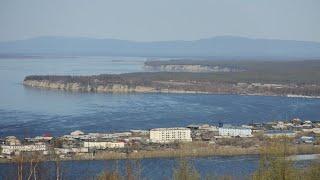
(0, 56, 320, 178)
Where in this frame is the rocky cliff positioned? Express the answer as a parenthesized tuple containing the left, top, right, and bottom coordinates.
(23, 74, 320, 97)
(23, 79, 156, 93)
(23, 78, 214, 94)
(144, 64, 242, 72)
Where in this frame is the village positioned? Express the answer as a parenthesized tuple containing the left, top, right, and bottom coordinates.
(1, 118, 320, 161)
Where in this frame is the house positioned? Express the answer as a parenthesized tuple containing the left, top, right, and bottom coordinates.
(149, 127, 192, 143)
(199, 124, 218, 132)
(5, 136, 21, 146)
(312, 128, 320, 134)
(187, 124, 218, 132)
(25, 136, 53, 142)
(304, 120, 313, 124)
(71, 147, 89, 153)
(291, 125, 303, 131)
(218, 125, 252, 137)
(187, 124, 202, 130)
(54, 148, 72, 155)
(291, 118, 302, 125)
(70, 130, 85, 136)
(54, 147, 89, 154)
(264, 130, 296, 138)
(83, 141, 125, 149)
(272, 121, 288, 130)
(302, 123, 313, 130)
(130, 130, 149, 136)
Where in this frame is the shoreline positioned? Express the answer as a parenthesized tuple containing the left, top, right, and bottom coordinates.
(23, 81, 320, 100)
(2, 151, 320, 164)
(2, 144, 320, 164)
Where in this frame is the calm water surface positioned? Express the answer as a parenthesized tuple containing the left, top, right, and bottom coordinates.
(0, 156, 259, 179)
(0, 57, 320, 137)
(0, 155, 317, 179)
(0, 56, 320, 178)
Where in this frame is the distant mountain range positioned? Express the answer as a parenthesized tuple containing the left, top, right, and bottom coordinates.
(1, 36, 320, 59)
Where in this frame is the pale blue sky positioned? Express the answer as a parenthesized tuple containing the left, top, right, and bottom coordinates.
(0, 0, 319, 42)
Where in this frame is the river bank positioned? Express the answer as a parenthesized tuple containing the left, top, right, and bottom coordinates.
(23, 79, 320, 99)
(56, 144, 320, 162)
(2, 143, 320, 164)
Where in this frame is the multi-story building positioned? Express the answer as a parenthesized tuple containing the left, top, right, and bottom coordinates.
(1, 143, 47, 155)
(218, 125, 252, 137)
(149, 127, 192, 143)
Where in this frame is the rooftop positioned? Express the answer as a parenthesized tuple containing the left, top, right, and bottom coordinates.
(219, 125, 251, 130)
(150, 127, 190, 131)
(265, 130, 295, 134)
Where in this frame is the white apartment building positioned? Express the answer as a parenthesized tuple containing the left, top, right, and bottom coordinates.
(83, 141, 125, 149)
(1, 144, 47, 155)
(149, 127, 192, 143)
(218, 126, 252, 137)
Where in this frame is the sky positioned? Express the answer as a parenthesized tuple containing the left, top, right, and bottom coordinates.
(0, 0, 320, 42)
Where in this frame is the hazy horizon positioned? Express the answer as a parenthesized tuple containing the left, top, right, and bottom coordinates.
(2, 35, 320, 44)
(1, 0, 320, 42)
(1, 35, 320, 58)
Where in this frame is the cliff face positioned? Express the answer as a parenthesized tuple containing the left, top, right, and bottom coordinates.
(23, 80, 156, 93)
(23, 74, 320, 97)
(23, 80, 209, 94)
(144, 64, 241, 72)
